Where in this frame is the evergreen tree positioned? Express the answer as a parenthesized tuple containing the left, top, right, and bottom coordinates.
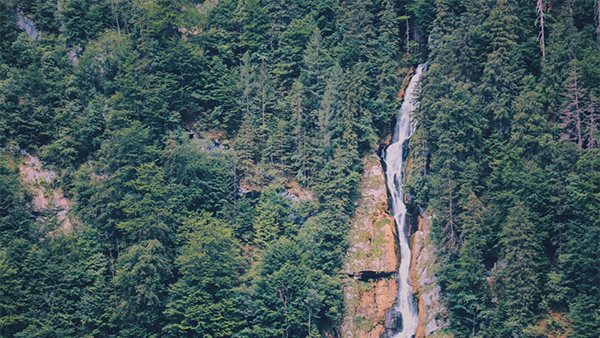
(561, 60, 586, 152)
(164, 213, 242, 337)
(115, 240, 173, 337)
(496, 202, 543, 336)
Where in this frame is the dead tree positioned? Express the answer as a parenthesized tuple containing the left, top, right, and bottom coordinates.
(536, 0, 546, 61)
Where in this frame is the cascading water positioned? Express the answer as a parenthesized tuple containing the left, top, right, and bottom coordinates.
(383, 63, 427, 338)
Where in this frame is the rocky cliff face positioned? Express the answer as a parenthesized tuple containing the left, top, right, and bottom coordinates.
(411, 214, 451, 338)
(342, 154, 399, 338)
(343, 153, 450, 338)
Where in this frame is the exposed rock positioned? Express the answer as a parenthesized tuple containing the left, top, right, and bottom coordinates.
(343, 278, 398, 338)
(396, 67, 416, 102)
(16, 7, 40, 40)
(533, 312, 570, 338)
(385, 308, 403, 336)
(411, 214, 450, 338)
(67, 45, 83, 64)
(343, 154, 399, 338)
(346, 155, 399, 275)
(18, 150, 73, 235)
(285, 181, 314, 201)
(349, 270, 396, 281)
(381, 134, 392, 148)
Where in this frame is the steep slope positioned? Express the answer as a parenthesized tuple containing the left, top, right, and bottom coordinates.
(410, 213, 450, 337)
(343, 154, 399, 338)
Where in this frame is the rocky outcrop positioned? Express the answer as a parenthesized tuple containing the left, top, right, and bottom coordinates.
(343, 154, 399, 338)
(16, 7, 40, 40)
(410, 213, 451, 337)
(19, 150, 73, 235)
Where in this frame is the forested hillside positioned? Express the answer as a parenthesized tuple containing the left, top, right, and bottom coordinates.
(0, 0, 599, 337)
(406, 0, 600, 337)
(0, 0, 418, 337)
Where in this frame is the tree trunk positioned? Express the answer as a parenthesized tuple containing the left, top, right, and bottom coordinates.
(574, 71, 583, 153)
(536, 0, 546, 61)
(405, 17, 410, 54)
(596, 0, 600, 45)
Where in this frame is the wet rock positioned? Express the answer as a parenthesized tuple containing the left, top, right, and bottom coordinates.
(385, 308, 403, 337)
(411, 214, 449, 337)
(343, 277, 398, 338)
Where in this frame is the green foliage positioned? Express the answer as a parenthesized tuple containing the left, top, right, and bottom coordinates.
(164, 213, 242, 337)
(238, 236, 343, 338)
(0, 154, 32, 245)
(115, 240, 173, 337)
(62, 0, 112, 45)
(406, 0, 600, 337)
(252, 188, 295, 249)
(5, 0, 600, 337)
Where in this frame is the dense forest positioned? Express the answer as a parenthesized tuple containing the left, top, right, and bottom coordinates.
(406, 0, 600, 337)
(0, 0, 598, 338)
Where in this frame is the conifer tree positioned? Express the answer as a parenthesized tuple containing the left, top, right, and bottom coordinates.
(561, 61, 586, 153)
(239, 0, 270, 54)
(300, 28, 330, 111)
(584, 94, 599, 149)
(497, 202, 543, 336)
(536, 0, 546, 62)
(479, 0, 523, 138)
(254, 55, 276, 159)
(164, 213, 241, 338)
(290, 80, 317, 187)
(115, 240, 173, 337)
(235, 114, 258, 181)
(445, 193, 489, 337)
(316, 64, 343, 162)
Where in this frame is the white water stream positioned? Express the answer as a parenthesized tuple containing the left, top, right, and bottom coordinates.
(383, 63, 427, 338)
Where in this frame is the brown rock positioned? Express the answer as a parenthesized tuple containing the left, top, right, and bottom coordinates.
(346, 155, 399, 276)
(19, 152, 73, 235)
(342, 278, 398, 338)
(343, 154, 400, 338)
(411, 213, 450, 337)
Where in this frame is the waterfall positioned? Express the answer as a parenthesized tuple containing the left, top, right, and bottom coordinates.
(383, 63, 427, 338)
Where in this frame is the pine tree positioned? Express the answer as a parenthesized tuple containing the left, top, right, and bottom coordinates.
(254, 55, 276, 158)
(561, 61, 586, 153)
(497, 202, 543, 336)
(300, 27, 330, 111)
(336, 0, 376, 66)
(273, 16, 316, 90)
(371, 0, 402, 134)
(596, 0, 600, 46)
(235, 114, 258, 180)
(536, 0, 546, 62)
(479, 0, 523, 139)
(239, 0, 270, 54)
(445, 193, 489, 337)
(164, 213, 242, 338)
(316, 64, 343, 162)
(290, 80, 317, 187)
(115, 240, 173, 337)
(584, 93, 599, 150)
(264, 117, 293, 175)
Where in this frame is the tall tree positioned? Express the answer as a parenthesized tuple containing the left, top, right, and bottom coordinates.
(536, 0, 546, 62)
(496, 202, 543, 336)
(561, 61, 585, 153)
(164, 213, 242, 338)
